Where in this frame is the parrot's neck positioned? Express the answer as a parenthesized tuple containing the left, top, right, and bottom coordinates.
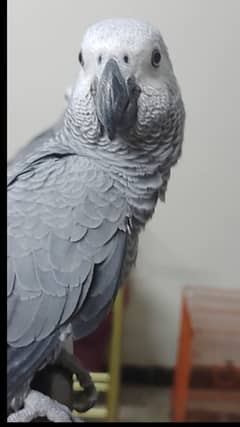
(89, 141, 163, 229)
(61, 126, 163, 231)
(62, 96, 172, 230)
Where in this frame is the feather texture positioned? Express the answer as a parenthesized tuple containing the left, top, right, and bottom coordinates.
(7, 18, 185, 414)
(7, 152, 128, 406)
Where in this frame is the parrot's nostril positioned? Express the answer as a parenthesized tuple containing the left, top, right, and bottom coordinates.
(98, 55, 102, 64)
(127, 76, 135, 87)
(127, 77, 141, 98)
(90, 78, 98, 100)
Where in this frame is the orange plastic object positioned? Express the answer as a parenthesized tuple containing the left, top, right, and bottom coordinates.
(171, 286, 240, 422)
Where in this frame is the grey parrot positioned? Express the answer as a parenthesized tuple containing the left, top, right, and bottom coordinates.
(7, 18, 185, 422)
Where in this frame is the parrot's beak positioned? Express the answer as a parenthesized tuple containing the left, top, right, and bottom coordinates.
(95, 58, 139, 140)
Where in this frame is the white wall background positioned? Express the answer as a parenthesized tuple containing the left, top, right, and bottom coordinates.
(8, 0, 240, 367)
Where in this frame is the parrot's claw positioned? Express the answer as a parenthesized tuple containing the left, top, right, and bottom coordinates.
(56, 348, 98, 413)
(7, 389, 83, 423)
(73, 383, 98, 413)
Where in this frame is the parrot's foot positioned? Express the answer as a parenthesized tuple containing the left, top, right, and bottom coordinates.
(56, 348, 98, 413)
(7, 389, 82, 422)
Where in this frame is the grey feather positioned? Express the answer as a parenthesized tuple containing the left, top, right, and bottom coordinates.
(7, 152, 128, 406)
(7, 18, 185, 414)
(7, 334, 60, 407)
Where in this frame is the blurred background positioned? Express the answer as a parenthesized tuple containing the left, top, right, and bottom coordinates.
(7, 0, 240, 422)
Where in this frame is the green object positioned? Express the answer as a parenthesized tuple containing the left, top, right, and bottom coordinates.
(73, 288, 124, 421)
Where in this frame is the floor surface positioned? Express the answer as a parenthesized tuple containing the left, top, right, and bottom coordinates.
(118, 385, 171, 422)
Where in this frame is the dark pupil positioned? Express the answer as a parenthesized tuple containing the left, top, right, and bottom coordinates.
(152, 50, 161, 66)
(79, 51, 83, 65)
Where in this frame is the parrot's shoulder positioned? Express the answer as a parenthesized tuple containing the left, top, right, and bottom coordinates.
(8, 153, 129, 246)
(8, 152, 126, 213)
(7, 122, 73, 188)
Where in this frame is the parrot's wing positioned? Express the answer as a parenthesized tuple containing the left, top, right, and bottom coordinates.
(7, 116, 68, 186)
(8, 127, 56, 167)
(8, 85, 72, 180)
(8, 152, 128, 349)
(7, 332, 60, 405)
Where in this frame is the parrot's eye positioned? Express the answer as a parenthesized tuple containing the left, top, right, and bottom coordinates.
(123, 55, 129, 64)
(78, 51, 84, 66)
(151, 49, 161, 68)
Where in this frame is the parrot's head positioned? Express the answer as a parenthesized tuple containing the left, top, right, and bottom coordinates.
(68, 18, 183, 145)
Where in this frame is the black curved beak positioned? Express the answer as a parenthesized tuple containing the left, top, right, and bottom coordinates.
(96, 58, 139, 140)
